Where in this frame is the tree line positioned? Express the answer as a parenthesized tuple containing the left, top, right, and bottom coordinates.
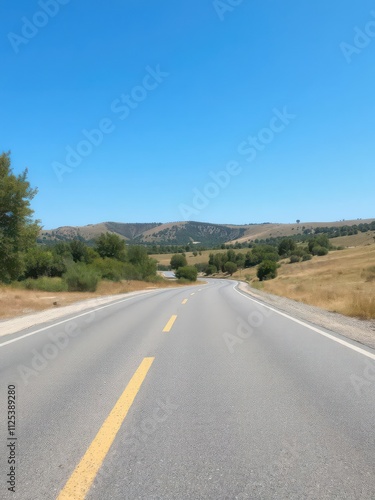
(202, 234, 332, 281)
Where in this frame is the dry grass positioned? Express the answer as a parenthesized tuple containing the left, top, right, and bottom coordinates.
(0, 279, 195, 321)
(253, 245, 375, 319)
(331, 232, 375, 248)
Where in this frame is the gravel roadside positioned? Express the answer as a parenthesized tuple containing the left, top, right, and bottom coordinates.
(237, 281, 375, 350)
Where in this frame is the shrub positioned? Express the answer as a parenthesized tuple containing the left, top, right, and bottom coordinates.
(302, 254, 312, 261)
(205, 265, 217, 275)
(63, 263, 100, 292)
(257, 260, 278, 281)
(245, 245, 279, 267)
(20, 277, 68, 292)
(92, 258, 124, 281)
(122, 263, 141, 280)
(175, 265, 198, 281)
(194, 262, 207, 273)
(289, 255, 301, 263)
(311, 245, 328, 256)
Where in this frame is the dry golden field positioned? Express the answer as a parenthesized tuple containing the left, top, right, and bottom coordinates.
(249, 244, 375, 319)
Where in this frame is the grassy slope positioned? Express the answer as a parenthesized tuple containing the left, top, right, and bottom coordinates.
(248, 244, 375, 319)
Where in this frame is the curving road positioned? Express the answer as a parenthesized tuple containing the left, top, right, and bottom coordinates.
(1, 279, 375, 499)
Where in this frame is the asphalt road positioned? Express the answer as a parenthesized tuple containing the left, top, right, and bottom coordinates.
(1, 279, 375, 499)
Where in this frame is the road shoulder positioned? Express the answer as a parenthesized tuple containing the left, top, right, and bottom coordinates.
(237, 281, 375, 350)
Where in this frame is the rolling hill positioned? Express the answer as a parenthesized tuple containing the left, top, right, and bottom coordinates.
(38, 218, 375, 247)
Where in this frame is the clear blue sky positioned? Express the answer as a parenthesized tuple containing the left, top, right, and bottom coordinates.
(1, 0, 374, 229)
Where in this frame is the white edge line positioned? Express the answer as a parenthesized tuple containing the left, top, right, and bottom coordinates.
(0, 289, 164, 349)
(233, 284, 375, 361)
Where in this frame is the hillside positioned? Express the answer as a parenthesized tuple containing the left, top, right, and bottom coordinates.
(38, 218, 375, 247)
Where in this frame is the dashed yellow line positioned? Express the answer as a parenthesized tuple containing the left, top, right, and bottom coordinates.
(57, 357, 155, 500)
(162, 314, 177, 332)
(182, 299, 188, 304)
(190, 292, 195, 296)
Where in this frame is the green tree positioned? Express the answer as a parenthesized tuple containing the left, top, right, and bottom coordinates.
(226, 249, 236, 263)
(175, 265, 198, 281)
(308, 235, 330, 253)
(235, 253, 245, 269)
(278, 238, 296, 257)
(170, 253, 187, 270)
(95, 233, 126, 261)
(0, 152, 40, 282)
(23, 247, 54, 278)
(257, 260, 278, 281)
(69, 239, 90, 263)
(224, 261, 237, 275)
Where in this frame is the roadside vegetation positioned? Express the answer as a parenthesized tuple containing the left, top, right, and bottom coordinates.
(199, 234, 332, 281)
(170, 254, 198, 282)
(0, 152, 171, 295)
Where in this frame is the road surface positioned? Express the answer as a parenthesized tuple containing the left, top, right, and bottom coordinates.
(1, 279, 375, 499)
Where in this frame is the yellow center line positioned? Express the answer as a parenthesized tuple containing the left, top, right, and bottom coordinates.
(181, 299, 188, 304)
(162, 314, 177, 332)
(57, 357, 155, 500)
(190, 292, 195, 296)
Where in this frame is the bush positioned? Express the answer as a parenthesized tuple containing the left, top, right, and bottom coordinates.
(311, 245, 328, 256)
(92, 258, 125, 281)
(19, 277, 68, 292)
(194, 262, 207, 273)
(175, 265, 198, 281)
(302, 254, 312, 261)
(308, 235, 330, 253)
(122, 263, 141, 280)
(289, 255, 301, 263)
(257, 260, 278, 281)
(63, 263, 100, 292)
(245, 245, 279, 267)
(205, 265, 217, 275)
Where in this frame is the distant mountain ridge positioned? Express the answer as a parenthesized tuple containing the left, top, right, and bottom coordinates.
(38, 218, 375, 247)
